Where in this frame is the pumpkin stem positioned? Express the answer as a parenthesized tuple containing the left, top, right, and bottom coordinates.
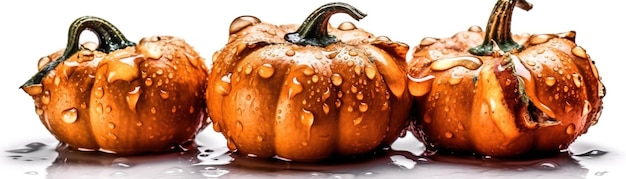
(20, 16, 136, 88)
(285, 2, 367, 47)
(469, 0, 533, 56)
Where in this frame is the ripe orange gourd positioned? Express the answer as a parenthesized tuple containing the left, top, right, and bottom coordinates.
(206, 2, 412, 162)
(407, 0, 605, 157)
(21, 16, 210, 154)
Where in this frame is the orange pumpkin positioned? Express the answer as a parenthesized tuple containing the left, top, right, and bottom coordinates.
(206, 2, 412, 162)
(407, 0, 605, 157)
(20, 16, 210, 154)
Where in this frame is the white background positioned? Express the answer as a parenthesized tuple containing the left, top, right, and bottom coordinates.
(0, 0, 623, 178)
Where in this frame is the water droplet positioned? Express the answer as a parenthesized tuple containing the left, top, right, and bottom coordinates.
(545, 76, 556, 86)
(301, 109, 314, 128)
(159, 89, 169, 99)
(408, 75, 435, 97)
(347, 61, 355, 67)
(582, 100, 591, 117)
(53, 76, 61, 86)
(565, 124, 576, 135)
(136, 121, 143, 126)
(572, 46, 587, 59)
(94, 87, 104, 99)
(288, 78, 303, 99)
(96, 103, 104, 113)
(285, 50, 296, 57)
(468, 25, 483, 32)
(381, 102, 389, 111)
(338, 21, 357, 30)
(200, 167, 230, 178)
(217, 74, 232, 96)
(563, 85, 569, 92)
(356, 92, 364, 100)
(168, 73, 174, 79)
(109, 132, 119, 140)
(151, 107, 157, 114)
(335, 100, 342, 108)
(448, 74, 463, 85)
(572, 73, 582, 88)
(257, 63, 275, 78)
(349, 50, 358, 56)
(358, 103, 368, 112)
(35, 108, 44, 115)
(529, 34, 556, 45)
(108, 122, 116, 129)
(431, 56, 482, 71)
(457, 123, 465, 130)
(235, 121, 243, 132)
(331, 74, 343, 86)
(350, 85, 358, 93)
(256, 135, 264, 142)
(537, 48, 546, 55)
(444, 131, 454, 138)
(144, 78, 153, 86)
(526, 59, 537, 66)
(353, 117, 363, 125)
(62, 108, 78, 124)
(126, 86, 141, 112)
(322, 104, 330, 114)
(364, 65, 376, 80)
(41, 90, 51, 104)
(419, 37, 438, 47)
(229, 15, 260, 34)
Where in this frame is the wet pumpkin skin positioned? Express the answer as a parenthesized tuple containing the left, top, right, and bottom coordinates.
(407, 0, 605, 157)
(206, 2, 412, 162)
(21, 16, 210, 155)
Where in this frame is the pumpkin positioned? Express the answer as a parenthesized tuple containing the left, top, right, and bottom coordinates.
(20, 16, 210, 155)
(206, 2, 412, 162)
(407, 0, 605, 157)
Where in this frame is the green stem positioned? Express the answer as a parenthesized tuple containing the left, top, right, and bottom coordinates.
(284, 2, 367, 47)
(20, 16, 136, 88)
(469, 0, 533, 56)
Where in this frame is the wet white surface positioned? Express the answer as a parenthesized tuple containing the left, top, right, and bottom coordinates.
(1, 0, 624, 178)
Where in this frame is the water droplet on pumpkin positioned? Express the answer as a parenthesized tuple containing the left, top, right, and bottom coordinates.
(338, 21, 357, 31)
(358, 103, 368, 112)
(381, 102, 389, 111)
(359, 64, 375, 79)
(257, 64, 275, 78)
(566, 124, 576, 135)
(322, 104, 330, 115)
(350, 85, 358, 93)
(335, 100, 342, 108)
(288, 78, 304, 99)
(62, 108, 78, 124)
(216, 74, 232, 96)
(526, 59, 537, 66)
(582, 100, 591, 117)
(545, 76, 556, 86)
(302, 66, 315, 76)
(285, 50, 296, 57)
(408, 75, 435, 97)
(35, 108, 44, 115)
(353, 117, 363, 125)
(311, 75, 319, 83)
(151, 107, 157, 114)
(96, 103, 103, 113)
(444, 131, 454, 138)
(347, 61, 355, 67)
(236, 121, 243, 131)
(301, 108, 314, 127)
(94, 87, 105, 99)
(119, 87, 137, 112)
(431, 56, 482, 71)
(468, 25, 483, 32)
(331, 74, 343, 86)
(107, 122, 116, 129)
(572, 46, 587, 59)
(229, 15, 261, 34)
(349, 50, 359, 57)
(572, 73, 582, 88)
(159, 89, 169, 99)
(145, 78, 153, 86)
(356, 92, 364, 100)
(40, 90, 51, 104)
(457, 123, 465, 130)
(105, 105, 112, 113)
(108, 132, 119, 140)
(243, 64, 253, 75)
(420, 37, 438, 47)
(226, 138, 237, 150)
(37, 56, 51, 71)
(529, 34, 556, 45)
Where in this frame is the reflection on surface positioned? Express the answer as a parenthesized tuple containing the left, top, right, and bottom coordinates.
(3, 133, 608, 179)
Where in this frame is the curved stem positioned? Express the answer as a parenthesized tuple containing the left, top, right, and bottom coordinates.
(20, 16, 136, 88)
(469, 0, 533, 56)
(284, 2, 367, 47)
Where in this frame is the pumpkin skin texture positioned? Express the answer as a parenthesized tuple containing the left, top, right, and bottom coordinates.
(21, 16, 210, 155)
(206, 2, 412, 162)
(407, 0, 605, 157)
